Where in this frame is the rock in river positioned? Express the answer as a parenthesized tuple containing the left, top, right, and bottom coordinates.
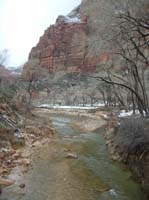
(66, 153, 78, 159)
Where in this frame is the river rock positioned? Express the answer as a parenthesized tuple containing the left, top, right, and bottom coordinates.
(12, 150, 21, 160)
(66, 153, 78, 159)
(0, 178, 15, 186)
(109, 189, 117, 196)
(19, 183, 25, 188)
(0, 167, 8, 175)
(31, 141, 41, 147)
(14, 158, 31, 166)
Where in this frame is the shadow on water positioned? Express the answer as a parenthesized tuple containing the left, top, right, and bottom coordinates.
(1, 114, 146, 200)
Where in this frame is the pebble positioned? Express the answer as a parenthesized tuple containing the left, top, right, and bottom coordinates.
(19, 183, 26, 189)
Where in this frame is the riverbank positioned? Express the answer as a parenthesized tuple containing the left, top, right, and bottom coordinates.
(104, 116, 149, 199)
(34, 107, 108, 119)
(0, 111, 55, 193)
(34, 108, 108, 131)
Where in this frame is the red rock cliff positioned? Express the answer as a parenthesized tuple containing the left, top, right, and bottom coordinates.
(27, 14, 102, 73)
(26, 0, 147, 74)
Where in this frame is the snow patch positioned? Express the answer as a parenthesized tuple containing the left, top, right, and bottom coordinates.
(57, 15, 81, 24)
(37, 104, 99, 110)
(118, 110, 140, 117)
(65, 16, 81, 23)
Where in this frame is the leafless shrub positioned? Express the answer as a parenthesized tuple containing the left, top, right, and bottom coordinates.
(117, 117, 146, 150)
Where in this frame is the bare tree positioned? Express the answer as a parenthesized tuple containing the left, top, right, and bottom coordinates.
(87, 5, 149, 115)
(22, 59, 48, 113)
(116, 6, 149, 114)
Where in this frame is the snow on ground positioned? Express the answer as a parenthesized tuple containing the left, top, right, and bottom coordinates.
(64, 16, 81, 23)
(118, 110, 140, 117)
(36, 104, 104, 110)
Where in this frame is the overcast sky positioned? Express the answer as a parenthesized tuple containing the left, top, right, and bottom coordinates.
(0, 0, 81, 67)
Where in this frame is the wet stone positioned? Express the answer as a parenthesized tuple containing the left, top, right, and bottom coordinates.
(19, 183, 26, 189)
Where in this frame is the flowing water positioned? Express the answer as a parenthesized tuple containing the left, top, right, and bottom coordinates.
(1, 114, 145, 200)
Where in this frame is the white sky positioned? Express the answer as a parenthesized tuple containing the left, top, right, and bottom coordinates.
(0, 0, 81, 67)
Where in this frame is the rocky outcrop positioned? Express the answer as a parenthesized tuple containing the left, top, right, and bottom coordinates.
(26, 1, 114, 73)
(27, 0, 147, 74)
(28, 15, 97, 73)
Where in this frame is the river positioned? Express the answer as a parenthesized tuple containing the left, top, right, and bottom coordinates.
(1, 114, 145, 200)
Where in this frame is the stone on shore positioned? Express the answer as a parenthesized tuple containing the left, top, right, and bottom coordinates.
(0, 178, 15, 186)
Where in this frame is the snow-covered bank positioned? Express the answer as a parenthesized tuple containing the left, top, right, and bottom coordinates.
(36, 104, 105, 110)
(118, 110, 140, 118)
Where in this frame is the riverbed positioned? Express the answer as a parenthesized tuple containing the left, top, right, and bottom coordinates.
(1, 113, 145, 200)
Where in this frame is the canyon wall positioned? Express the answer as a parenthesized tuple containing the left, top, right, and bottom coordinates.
(24, 0, 148, 106)
(26, 0, 147, 73)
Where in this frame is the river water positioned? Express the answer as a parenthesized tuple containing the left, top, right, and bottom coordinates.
(1, 114, 145, 200)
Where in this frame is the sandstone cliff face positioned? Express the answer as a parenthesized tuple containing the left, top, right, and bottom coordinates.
(28, 15, 95, 73)
(27, 0, 114, 73)
(27, 0, 146, 74)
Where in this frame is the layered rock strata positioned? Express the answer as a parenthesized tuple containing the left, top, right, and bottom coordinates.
(28, 15, 100, 73)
